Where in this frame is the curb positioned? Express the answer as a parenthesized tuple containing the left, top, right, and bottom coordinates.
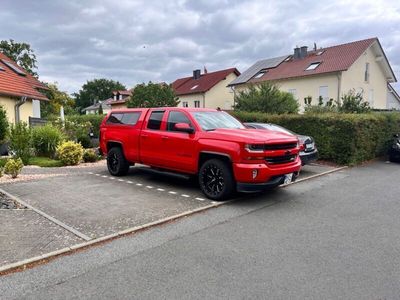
(0, 165, 347, 275)
(0, 201, 224, 275)
(289, 166, 348, 186)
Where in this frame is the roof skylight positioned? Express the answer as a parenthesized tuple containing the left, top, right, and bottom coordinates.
(305, 62, 320, 71)
(191, 84, 199, 90)
(1, 59, 26, 76)
(316, 50, 325, 56)
(253, 70, 267, 79)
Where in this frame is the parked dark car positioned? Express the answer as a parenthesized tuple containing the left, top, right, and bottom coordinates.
(244, 123, 318, 165)
(389, 134, 400, 162)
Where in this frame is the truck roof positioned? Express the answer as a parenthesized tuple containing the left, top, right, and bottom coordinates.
(108, 107, 220, 113)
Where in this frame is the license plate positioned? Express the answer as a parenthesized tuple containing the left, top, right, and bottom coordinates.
(284, 173, 293, 184)
(306, 143, 314, 150)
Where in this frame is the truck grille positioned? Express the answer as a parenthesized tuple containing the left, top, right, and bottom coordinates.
(264, 143, 297, 151)
(266, 154, 297, 165)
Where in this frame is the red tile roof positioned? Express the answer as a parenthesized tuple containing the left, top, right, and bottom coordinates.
(0, 52, 48, 101)
(172, 68, 240, 96)
(235, 38, 378, 85)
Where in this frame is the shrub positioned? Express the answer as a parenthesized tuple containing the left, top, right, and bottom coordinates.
(4, 158, 24, 178)
(9, 122, 32, 164)
(338, 90, 371, 113)
(66, 115, 104, 138)
(56, 141, 84, 166)
(234, 82, 299, 114)
(32, 125, 65, 157)
(0, 105, 8, 143)
(83, 149, 98, 163)
(232, 111, 400, 165)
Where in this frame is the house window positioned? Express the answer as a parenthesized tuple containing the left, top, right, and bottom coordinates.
(318, 86, 329, 104)
(253, 70, 267, 79)
(288, 89, 297, 98)
(119, 94, 123, 100)
(364, 62, 370, 83)
(305, 62, 320, 71)
(368, 89, 374, 107)
(194, 100, 200, 108)
(182, 102, 189, 107)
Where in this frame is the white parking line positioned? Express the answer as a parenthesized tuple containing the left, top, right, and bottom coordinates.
(118, 179, 124, 182)
(181, 194, 190, 198)
(136, 183, 143, 186)
(169, 191, 177, 195)
(102, 175, 108, 178)
(157, 188, 165, 192)
(195, 197, 205, 201)
(109, 177, 115, 180)
(146, 185, 153, 189)
(95, 174, 100, 176)
(127, 181, 133, 184)
(88, 172, 94, 174)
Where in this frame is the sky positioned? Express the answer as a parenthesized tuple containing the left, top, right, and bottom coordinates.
(1, 0, 400, 94)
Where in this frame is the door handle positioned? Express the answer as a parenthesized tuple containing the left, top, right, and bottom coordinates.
(162, 136, 169, 140)
(141, 134, 148, 138)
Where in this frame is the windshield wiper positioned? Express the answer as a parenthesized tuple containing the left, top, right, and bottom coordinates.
(205, 128, 216, 131)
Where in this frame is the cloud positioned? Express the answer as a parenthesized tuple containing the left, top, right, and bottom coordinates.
(1, 0, 399, 94)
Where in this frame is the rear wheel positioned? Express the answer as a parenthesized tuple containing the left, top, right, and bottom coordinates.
(107, 147, 129, 176)
(199, 159, 235, 201)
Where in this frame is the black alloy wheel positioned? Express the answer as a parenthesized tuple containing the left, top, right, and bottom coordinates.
(199, 159, 234, 200)
(107, 147, 129, 176)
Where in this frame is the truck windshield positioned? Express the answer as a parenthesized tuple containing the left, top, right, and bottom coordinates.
(191, 111, 245, 131)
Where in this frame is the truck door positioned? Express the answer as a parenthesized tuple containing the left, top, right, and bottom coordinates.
(139, 110, 166, 167)
(160, 110, 197, 173)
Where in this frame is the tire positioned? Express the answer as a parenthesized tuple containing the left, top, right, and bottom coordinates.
(198, 159, 235, 201)
(107, 147, 129, 176)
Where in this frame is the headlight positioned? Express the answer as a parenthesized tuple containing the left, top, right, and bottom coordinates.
(245, 144, 264, 152)
(394, 142, 400, 150)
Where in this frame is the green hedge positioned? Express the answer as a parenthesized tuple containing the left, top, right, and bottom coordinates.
(66, 115, 105, 137)
(232, 111, 400, 165)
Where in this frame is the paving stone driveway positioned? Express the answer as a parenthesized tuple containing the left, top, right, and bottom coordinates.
(0, 161, 339, 268)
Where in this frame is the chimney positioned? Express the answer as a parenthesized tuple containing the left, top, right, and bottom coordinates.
(193, 69, 201, 80)
(300, 46, 308, 59)
(293, 47, 301, 59)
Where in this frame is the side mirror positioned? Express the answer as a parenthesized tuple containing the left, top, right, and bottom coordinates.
(174, 123, 194, 134)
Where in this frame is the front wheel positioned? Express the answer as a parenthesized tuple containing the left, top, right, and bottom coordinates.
(107, 147, 129, 176)
(199, 159, 235, 201)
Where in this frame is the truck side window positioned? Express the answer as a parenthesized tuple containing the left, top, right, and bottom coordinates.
(121, 112, 141, 125)
(107, 113, 123, 124)
(147, 111, 164, 130)
(167, 111, 192, 132)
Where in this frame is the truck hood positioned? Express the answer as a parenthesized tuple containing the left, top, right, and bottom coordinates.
(200, 128, 298, 143)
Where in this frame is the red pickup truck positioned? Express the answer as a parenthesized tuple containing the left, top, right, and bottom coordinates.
(100, 108, 301, 200)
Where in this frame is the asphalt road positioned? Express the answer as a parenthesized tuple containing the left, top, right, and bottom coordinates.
(1, 161, 400, 299)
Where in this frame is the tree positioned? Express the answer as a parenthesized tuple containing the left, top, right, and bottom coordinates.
(41, 82, 76, 118)
(0, 39, 38, 76)
(73, 79, 126, 113)
(0, 105, 8, 142)
(234, 82, 299, 114)
(127, 82, 179, 108)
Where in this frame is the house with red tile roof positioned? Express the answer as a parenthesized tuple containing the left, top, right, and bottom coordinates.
(0, 52, 49, 123)
(229, 37, 397, 110)
(172, 68, 240, 109)
(0, 52, 48, 124)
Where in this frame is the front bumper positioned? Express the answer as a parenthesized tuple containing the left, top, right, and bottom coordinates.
(300, 149, 318, 165)
(233, 157, 301, 193)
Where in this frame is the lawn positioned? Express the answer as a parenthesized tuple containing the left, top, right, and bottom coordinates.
(28, 157, 64, 167)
